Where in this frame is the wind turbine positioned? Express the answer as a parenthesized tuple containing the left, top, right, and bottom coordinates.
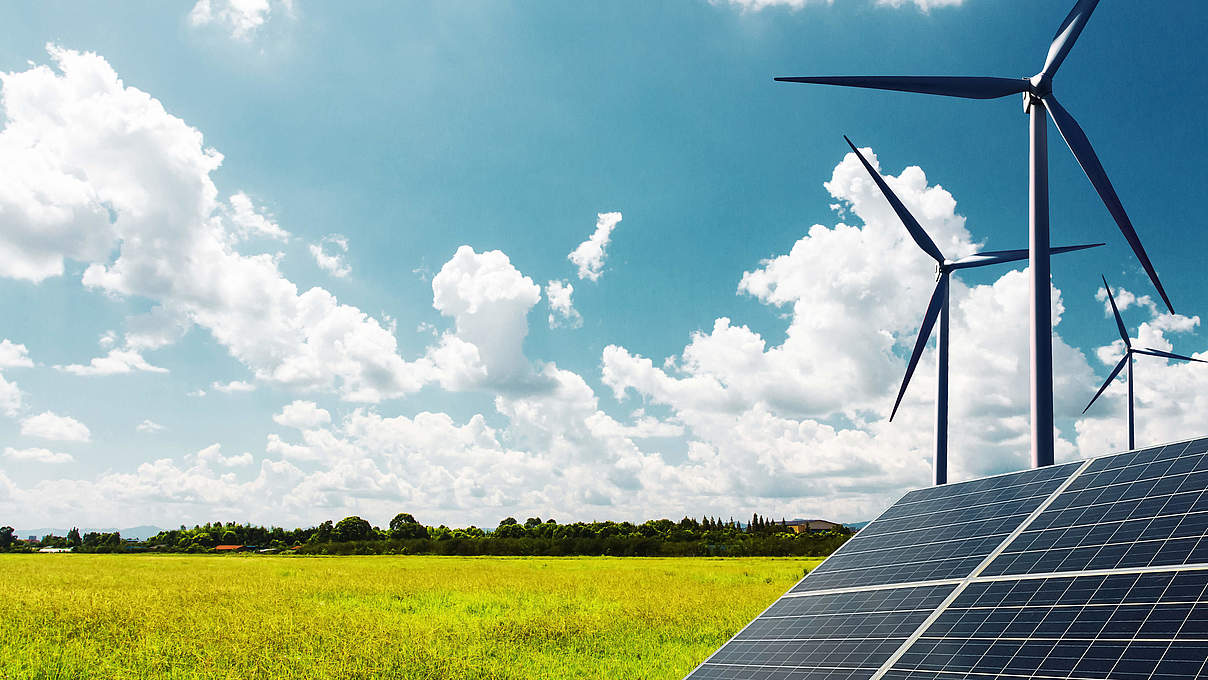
(846, 137, 1101, 485)
(776, 0, 1174, 469)
(1084, 276, 1205, 450)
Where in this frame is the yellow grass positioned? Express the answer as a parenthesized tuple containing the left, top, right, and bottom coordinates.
(0, 554, 822, 679)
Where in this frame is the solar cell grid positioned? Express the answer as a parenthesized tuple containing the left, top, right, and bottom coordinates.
(878, 464, 1078, 523)
(985, 444, 1208, 577)
(854, 499, 1042, 542)
(687, 584, 956, 680)
(891, 570, 1208, 680)
(799, 464, 1076, 592)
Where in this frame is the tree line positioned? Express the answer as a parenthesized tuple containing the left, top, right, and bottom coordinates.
(0, 512, 853, 557)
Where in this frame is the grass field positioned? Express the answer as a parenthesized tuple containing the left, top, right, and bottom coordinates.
(0, 554, 822, 680)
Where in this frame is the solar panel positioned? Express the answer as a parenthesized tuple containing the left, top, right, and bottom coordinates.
(685, 436, 1208, 680)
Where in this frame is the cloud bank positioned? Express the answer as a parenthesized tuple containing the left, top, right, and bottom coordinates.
(3, 45, 1204, 533)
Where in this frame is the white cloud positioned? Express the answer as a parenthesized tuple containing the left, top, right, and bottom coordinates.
(427, 246, 547, 392)
(196, 443, 254, 468)
(212, 380, 256, 393)
(3, 146, 1177, 532)
(545, 280, 582, 329)
(0, 340, 33, 369)
(0, 46, 432, 403)
(226, 192, 288, 242)
(603, 145, 1096, 492)
(20, 411, 91, 442)
(266, 432, 321, 462)
(4, 447, 73, 464)
(309, 234, 351, 278)
(57, 349, 168, 376)
(721, 0, 963, 11)
(273, 400, 332, 430)
(187, 389, 207, 397)
(136, 419, 166, 434)
(568, 212, 622, 282)
(0, 340, 32, 417)
(223, 452, 255, 467)
(0, 375, 22, 418)
(188, 0, 294, 41)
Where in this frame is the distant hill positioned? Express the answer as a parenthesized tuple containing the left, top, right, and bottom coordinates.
(15, 525, 164, 541)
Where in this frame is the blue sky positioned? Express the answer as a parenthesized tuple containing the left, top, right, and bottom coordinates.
(1, 0, 1205, 530)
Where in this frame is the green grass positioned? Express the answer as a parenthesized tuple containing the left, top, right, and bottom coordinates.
(0, 554, 822, 679)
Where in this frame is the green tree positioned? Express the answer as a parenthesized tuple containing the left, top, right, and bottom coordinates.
(0, 526, 14, 549)
(67, 527, 82, 547)
(333, 516, 372, 542)
(310, 520, 334, 543)
(494, 523, 526, 539)
(390, 513, 418, 528)
(388, 513, 426, 540)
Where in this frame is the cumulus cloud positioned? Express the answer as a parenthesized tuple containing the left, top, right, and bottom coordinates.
(0, 340, 33, 369)
(309, 234, 351, 278)
(603, 145, 1097, 489)
(20, 411, 91, 442)
(212, 380, 256, 393)
(0, 375, 21, 418)
(4, 447, 73, 464)
(197, 443, 254, 468)
(1, 145, 1161, 531)
(568, 212, 622, 282)
(136, 419, 166, 433)
(273, 400, 332, 430)
(545, 280, 582, 328)
(0, 340, 32, 417)
(427, 246, 548, 393)
(0, 46, 432, 403)
(57, 349, 168, 376)
(188, 0, 294, 41)
(226, 192, 288, 242)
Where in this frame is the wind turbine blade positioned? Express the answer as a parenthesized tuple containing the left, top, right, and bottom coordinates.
(1083, 352, 1130, 414)
(1046, 96, 1174, 313)
(1101, 275, 1131, 349)
(775, 76, 1029, 100)
(844, 136, 945, 263)
(890, 275, 949, 421)
(1136, 348, 1208, 364)
(947, 243, 1103, 270)
(1042, 0, 1101, 80)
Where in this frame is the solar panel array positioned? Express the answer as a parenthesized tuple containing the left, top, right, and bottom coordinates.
(685, 436, 1208, 680)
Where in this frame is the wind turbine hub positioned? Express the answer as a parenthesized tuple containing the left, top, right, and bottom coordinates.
(1029, 73, 1052, 96)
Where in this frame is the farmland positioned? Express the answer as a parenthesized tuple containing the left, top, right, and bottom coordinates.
(0, 554, 822, 679)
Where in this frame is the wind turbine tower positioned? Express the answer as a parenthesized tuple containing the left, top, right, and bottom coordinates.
(1085, 276, 1206, 450)
(845, 137, 1100, 484)
(777, 0, 1173, 467)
